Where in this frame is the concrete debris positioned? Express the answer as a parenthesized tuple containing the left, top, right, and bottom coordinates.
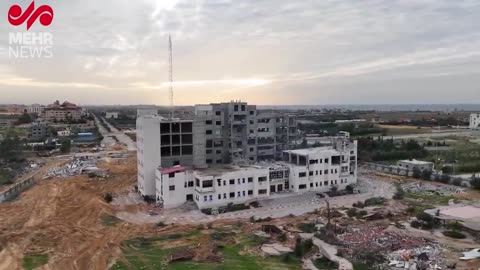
(253, 231, 270, 238)
(261, 243, 293, 256)
(46, 157, 109, 178)
(401, 182, 464, 196)
(460, 248, 480, 261)
(337, 224, 428, 258)
(386, 245, 446, 270)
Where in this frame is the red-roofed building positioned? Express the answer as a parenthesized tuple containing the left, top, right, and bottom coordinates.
(43, 100, 82, 121)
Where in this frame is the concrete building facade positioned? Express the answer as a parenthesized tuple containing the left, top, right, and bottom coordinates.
(136, 115, 194, 197)
(154, 136, 357, 209)
(192, 102, 297, 167)
(470, 113, 480, 129)
(43, 101, 82, 121)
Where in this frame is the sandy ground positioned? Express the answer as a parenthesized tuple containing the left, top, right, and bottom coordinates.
(0, 159, 157, 270)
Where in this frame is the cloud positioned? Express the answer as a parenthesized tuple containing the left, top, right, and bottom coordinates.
(1, 0, 480, 104)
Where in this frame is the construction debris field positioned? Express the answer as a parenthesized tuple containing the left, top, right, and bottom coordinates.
(1, 158, 480, 270)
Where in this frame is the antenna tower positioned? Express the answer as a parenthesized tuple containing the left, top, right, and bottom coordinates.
(168, 35, 174, 119)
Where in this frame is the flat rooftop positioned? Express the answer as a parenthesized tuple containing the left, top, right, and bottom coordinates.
(284, 147, 339, 156)
(399, 159, 432, 165)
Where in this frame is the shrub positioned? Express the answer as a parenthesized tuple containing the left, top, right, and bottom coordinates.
(443, 230, 466, 239)
(346, 208, 358, 218)
(103, 193, 113, 203)
(410, 220, 421, 229)
(452, 178, 463, 187)
(364, 197, 386, 206)
(406, 206, 416, 214)
(393, 186, 404, 200)
(353, 201, 365, 208)
(156, 222, 166, 228)
(358, 210, 368, 217)
(471, 177, 480, 190)
(299, 222, 316, 233)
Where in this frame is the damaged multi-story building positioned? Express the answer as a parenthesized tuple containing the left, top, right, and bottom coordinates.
(137, 101, 357, 209)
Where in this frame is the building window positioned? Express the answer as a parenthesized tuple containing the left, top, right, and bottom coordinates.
(250, 111, 255, 115)
(309, 159, 319, 164)
(209, 195, 213, 201)
(223, 180, 226, 186)
(206, 120, 212, 125)
(310, 183, 313, 188)
(248, 190, 253, 195)
(248, 177, 253, 183)
(242, 191, 246, 196)
(169, 185, 175, 191)
(299, 172, 307, 178)
(309, 171, 314, 176)
(324, 170, 328, 175)
(242, 178, 245, 183)
(229, 192, 235, 198)
(229, 179, 235, 185)
(223, 193, 227, 199)
(238, 191, 241, 197)
(216, 121, 222, 125)
(206, 159, 212, 164)
(324, 158, 329, 163)
(206, 130, 213, 135)
(202, 180, 213, 188)
(324, 181, 328, 186)
(238, 179, 241, 184)
(218, 194, 222, 200)
(259, 189, 267, 194)
(217, 179, 222, 186)
(216, 111, 221, 116)
(204, 196, 207, 202)
(258, 176, 267, 182)
(299, 184, 307, 190)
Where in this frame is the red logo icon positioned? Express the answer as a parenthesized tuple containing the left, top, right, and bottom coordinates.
(8, 1, 54, 30)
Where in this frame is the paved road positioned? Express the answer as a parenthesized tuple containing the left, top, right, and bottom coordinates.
(94, 115, 136, 151)
(382, 129, 479, 140)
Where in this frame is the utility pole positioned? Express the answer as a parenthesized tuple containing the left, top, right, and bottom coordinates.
(168, 35, 174, 120)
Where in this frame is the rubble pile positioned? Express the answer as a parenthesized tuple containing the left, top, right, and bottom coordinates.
(46, 157, 108, 178)
(337, 224, 428, 255)
(386, 245, 446, 270)
(402, 181, 464, 196)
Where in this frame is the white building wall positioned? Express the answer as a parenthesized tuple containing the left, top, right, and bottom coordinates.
(136, 116, 161, 197)
(155, 170, 194, 208)
(470, 114, 480, 129)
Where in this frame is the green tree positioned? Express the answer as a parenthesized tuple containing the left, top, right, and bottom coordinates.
(0, 130, 22, 162)
(60, 140, 71, 153)
(15, 113, 33, 125)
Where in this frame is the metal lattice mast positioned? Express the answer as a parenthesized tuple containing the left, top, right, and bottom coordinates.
(168, 35, 174, 119)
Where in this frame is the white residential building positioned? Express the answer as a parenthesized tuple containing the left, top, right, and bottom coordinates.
(26, 104, 44, 114)
(398, 159, 434, 172)
(154, 136, 357, 210)
(470, 114, 480, 129)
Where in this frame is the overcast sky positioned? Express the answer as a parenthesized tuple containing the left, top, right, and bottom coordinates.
(1, 0, 480, 105)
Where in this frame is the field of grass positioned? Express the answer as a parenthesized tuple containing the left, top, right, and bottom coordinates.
(111, 228, 302, 270)
(404, 192, 454, 213)
(426, 140, 480, 173)
(23, 253, 48, 270)
(380, 125, 432, 136)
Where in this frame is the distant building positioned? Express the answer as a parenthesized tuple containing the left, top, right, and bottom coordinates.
(0, 115, 18, 129)
(43, 101, 82, 121)
(27, 122, 49, 141)
(105, 112, 119, 119)
(470, 114, 480, 129)
(137, 108, 158, 118)
(398, 159, 434, 172)
(57, 129, 71, 137)
(26, 104, 44, 115)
